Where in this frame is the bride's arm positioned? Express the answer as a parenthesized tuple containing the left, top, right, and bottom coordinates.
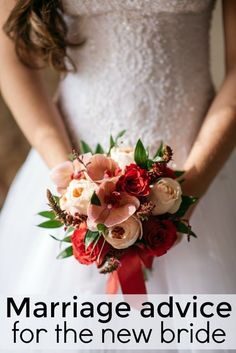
(183, 0, 236, 197)
(0, 1, 72, 169)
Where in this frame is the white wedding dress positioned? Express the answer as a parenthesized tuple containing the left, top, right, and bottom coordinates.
(0, 0, 235, 352)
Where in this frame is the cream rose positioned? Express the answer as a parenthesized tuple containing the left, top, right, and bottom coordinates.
(148, 177, 182, 215)
(104, 216, 142, 249)
(110, 147, 134, 170)
(60, 178, 97, 216)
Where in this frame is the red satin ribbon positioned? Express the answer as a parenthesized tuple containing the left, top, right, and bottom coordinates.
(106, 248, 154, 294)
(106, 271, 119, 294)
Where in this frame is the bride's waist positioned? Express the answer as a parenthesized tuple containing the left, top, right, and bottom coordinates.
(55, 77, 214, 167)
(56, 75, 214, 125)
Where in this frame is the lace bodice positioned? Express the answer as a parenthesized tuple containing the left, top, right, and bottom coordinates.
(57, 0, 216, 166)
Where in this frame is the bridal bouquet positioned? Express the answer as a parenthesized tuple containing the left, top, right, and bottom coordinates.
(38, 131, 197, 294)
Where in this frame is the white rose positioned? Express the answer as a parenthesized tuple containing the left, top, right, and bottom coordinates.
(105, 216, 142, 249)
(110, 147, 134, 170)
(60, 178, 97, 216)
(148, 178, 182, 215)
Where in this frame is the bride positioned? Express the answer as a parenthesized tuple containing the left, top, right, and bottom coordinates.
(0, 0, 236, 351)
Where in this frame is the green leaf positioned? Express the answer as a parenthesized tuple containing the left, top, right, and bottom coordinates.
(37, 220, 63, 228)
(97, 223, 108, 233)
(57, 246, 73, 259)
(80, 140, 93, 154)
(115, 129, 126, 143)
(110, 135, 115, 148)
(50, 235, 72, 243)
(65, 226, 75, 235)
(174, 170, 185, 178)
(174, 195, 198, 218)
(90, 191, 101, 206)
(153, 156, 164, 163)
(62, 235, 72, 243)
(84, 230, 100, 250)
(107, 134, 117, 155)
(153, 141, 163, 159)
(146, 159, 154, 170)
(176, 222, 197, 238)
(95, 143, 104, 154)
(134, 139, 148, 168)
(38, 211, 55, 219)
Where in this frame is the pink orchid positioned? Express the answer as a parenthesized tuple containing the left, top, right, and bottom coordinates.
(50, 161, 74, 194)
(50, 153, 92, 194)
(86, 154, 121, 183)
(87, 180, 140, 227)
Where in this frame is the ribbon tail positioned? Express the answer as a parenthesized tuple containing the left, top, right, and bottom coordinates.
(106, 271, 119, 294)
(117, 248, 147, 294)
(138, 250, 154, 269)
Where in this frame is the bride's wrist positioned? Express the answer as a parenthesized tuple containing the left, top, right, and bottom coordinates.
(42, 142, 71, 169)
(181, 169, 207, 198)
(43, 148, 71, 169)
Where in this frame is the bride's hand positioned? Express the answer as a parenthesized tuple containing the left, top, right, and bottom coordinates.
(179, 170, 201, 220)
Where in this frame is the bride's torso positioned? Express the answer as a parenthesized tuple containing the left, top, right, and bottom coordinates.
(57, 0, 216, 166)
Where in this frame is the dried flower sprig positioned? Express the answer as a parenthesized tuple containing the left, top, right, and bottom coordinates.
(72, 147, 91, 169)
(99, 256, 121, 274)
(162, 145, 173, 162)
(46, 189, 86, 227)
(136, 201, 155, 220)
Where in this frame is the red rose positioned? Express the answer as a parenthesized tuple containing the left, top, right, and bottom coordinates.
(72, 223, 110, 265)
(117, 163, 150, 196)
(142, 217, 177, 257)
